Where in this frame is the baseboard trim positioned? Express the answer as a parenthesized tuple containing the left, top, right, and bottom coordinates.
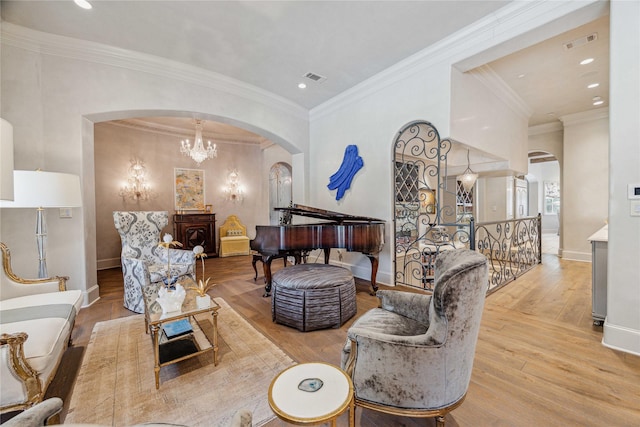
(98, 258, 120, 270)
(560, 250, 591, 262)
(82, 283, 101, 308)
(603, 320, 640, 356)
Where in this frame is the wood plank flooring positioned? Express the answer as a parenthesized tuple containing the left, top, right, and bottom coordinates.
(64, 254, 640, 426)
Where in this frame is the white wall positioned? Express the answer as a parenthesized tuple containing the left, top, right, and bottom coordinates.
(450, 67, 530, 175)
(477, 176, 510, 223)
(560, 109, 609, 262)
(0, 24, 309, 305)
(604, 0, 640, 355)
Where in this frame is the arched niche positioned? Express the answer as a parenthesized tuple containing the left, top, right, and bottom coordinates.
(269, 162, 292, 225)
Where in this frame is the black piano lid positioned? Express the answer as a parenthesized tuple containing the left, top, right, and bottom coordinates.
(274, 204, 384, 224)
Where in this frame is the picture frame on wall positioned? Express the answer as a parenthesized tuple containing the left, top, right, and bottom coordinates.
(205, 204, 213, 213)
(175, 168, 205, 211)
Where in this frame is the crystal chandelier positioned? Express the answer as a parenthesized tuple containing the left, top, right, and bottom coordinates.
(180, 119, 217, 165)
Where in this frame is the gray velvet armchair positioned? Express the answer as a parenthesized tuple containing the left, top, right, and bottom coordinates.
(341, 249, 488, 426)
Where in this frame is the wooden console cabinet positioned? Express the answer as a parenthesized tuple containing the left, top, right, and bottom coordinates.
(173, 213, 217, 257)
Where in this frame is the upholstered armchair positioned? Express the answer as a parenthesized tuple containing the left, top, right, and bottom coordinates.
(341, 249, 488, 426)
(219, 214, 251, 257)
(113, 211, 195, 313)
(1, 242, 83, 415)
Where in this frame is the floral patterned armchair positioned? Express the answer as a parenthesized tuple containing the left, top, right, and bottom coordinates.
(113, 211, 195, 313)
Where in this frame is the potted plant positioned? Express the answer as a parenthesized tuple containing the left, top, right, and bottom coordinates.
(186, 245, 215, 308)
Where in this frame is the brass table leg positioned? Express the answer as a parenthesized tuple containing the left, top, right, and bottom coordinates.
(151, 324, 161, 389)
(212, 310, 219, 365)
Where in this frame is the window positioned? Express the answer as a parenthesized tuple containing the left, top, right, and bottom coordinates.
(544, 181, 560, 214)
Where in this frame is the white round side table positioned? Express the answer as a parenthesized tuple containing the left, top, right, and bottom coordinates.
(268, 362, 355, 426)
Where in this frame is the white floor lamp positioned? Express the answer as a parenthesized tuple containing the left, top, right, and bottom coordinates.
(0, 170, 82, 278)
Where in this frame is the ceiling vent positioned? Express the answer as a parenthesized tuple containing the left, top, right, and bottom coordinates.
(303, 72, 327, 83)
(563, 33, 598, 50)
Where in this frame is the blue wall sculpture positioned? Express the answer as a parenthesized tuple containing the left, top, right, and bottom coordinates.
(327, 144, 363, 200)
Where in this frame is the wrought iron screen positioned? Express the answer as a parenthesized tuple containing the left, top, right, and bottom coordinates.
(393, 121, 473, 291)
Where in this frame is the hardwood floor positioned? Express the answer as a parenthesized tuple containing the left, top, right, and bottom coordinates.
(65, 254, 640, 426)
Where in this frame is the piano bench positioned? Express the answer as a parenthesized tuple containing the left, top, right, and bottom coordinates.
(271, 263, 356, 332)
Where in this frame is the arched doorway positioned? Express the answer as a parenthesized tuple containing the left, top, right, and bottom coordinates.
(268, 162, 292, 225)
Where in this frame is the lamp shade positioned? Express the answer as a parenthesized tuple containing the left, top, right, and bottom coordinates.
(459, 172, 478, 192)
(1, 118, 14, 201)
(0, 170, 82, 208)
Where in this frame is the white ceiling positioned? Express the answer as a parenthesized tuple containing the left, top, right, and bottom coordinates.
(486, 14, 609, 127)
(1, 1, 609, 133)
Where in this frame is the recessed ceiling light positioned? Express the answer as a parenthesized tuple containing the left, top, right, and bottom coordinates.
(593, 100, 604, 106)
(580, 58, 594, 65)
(517, 74, 526, 79)
(298, 83, 307, 89)
(74, 0, 92, 9)
(592, 96, 602, 101)
(587, 83, 600, 89)
(547, 112, 555, 116)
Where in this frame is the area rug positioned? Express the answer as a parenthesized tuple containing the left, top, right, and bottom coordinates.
(65, 298, 295, 426)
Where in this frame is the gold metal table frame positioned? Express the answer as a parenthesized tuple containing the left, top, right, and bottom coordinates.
(142, 278, 219, 389)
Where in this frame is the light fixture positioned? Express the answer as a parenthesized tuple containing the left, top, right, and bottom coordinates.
(457, 149, 478, 192)
(119, 159, 153, 201)
(593, 100, 604, 106)
(587, 83, 600, 89)
(298, 83, 307, 89)
(74, 0, 92, 10)
(180, 119, 217, 165)
(0, 170, 82, 278)
(223, 169, 244, 202)
(580, 58, 594, 65)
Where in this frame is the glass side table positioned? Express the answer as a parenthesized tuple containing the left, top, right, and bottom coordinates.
(142, 276, 219, 389)
(268, 362, 355, 426)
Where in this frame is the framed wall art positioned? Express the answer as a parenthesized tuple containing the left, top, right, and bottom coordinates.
(175, 168, 205, 211)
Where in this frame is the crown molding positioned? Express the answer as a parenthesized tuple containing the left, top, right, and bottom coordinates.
(471, 65, 532, 119)
(0, 22, 309, 121)
(559, 107, 609, 126)
(310, 0, 600, 121)
(528, 121, 564, 136)
(108, 119, 267, 146)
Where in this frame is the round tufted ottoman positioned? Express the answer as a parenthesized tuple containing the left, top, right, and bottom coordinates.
(271, 263, 357, 332)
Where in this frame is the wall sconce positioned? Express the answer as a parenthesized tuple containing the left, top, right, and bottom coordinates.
(223, 169, 244, 202)
(119, 159, 153, 201)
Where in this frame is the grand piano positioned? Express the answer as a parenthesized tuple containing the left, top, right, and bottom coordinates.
(250, 204, 385, 296)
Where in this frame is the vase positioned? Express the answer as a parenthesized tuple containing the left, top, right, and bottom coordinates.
(196, 294, 211, 309)
(157, 283, 186, 314)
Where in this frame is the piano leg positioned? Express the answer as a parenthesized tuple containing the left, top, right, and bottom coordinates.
(261, 256, 276, 296)
(323, 248, 331, 264)
(262, 252, 305, 296)
(252, 254, 262, 281)
(366, 254, 379, 295)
